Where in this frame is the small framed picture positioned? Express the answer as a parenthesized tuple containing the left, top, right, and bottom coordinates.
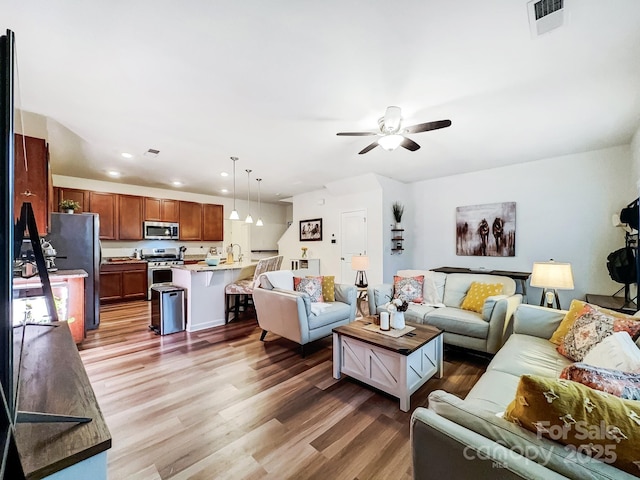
(299, 218, 322, 242)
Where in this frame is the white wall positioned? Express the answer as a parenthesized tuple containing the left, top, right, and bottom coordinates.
(411, 145, 635, 307)
(632, 124, 640, 186)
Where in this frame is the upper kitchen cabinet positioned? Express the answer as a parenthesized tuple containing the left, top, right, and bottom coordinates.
(118, 195, 144, 240)
(55, 187, 90, 213)
(202, 204, 224, 241)
(144, 197, 179, 223)
(89, 191, 118, 240)
(179, 201, 202, 241)
(14, 134, 50, 235)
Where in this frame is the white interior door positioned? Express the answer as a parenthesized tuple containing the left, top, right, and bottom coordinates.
(340, 210, 367, 283)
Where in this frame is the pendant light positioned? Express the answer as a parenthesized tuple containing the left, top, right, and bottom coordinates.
(245, 169, 253, 224)
(256, 178, 264, 226)
(229, 157, 240, 220)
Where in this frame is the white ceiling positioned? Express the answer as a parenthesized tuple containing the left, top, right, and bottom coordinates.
(4, 1, 640, 202)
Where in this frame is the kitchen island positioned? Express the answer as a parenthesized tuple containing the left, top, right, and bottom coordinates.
(171, 262, 257, 332)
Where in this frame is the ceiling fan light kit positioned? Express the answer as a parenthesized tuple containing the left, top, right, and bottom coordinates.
(337, 106, 452, 155)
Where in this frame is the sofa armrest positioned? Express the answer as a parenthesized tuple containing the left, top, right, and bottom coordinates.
(367, 284, 393, 314)
(512, 304, 567, 339)
(334, 283, 357, 320)
(484, 294, 522, 354)
(253, 287, 311, 344)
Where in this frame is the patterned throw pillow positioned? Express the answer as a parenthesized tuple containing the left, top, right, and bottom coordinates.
(460, 282, 503, 314)
(504, 375, 640, 476)
(560, 363, 640, 400)
(550, 299, 639, 345)
(294, 277, 323, 302)
(393, 275, 424, 303)
(558, 305, 640, 361)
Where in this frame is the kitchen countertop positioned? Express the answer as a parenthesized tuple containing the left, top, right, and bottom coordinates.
(172, 261, 257, 273)
(102, 257, 148, 265)
(13, 269, 88, 284)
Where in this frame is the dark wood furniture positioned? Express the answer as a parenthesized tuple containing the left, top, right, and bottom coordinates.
(179, 201, 203, 241)
(584, 293, 638, 314)
(117, 194, 144, 240)
(432, 266, 532, 298)
(202, 203, 224, 241)
(391, 228, 404, 253)
(54, 187, 90, 213)
(89, 191, 118, 240)
(14, 134, 51, 235)
(14, 322, 111, 479)
(144, 197, 179, 222)
(99, 262, 148, 303)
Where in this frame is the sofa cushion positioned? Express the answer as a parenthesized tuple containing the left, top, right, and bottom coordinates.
(424, 307, 488, 339)
(321, 276, 335, 302)
(560, 363, 640, 400)
(307, 302, 352, 330)
(404, 304, 439, 323)
(582, 331, 640, 372)
(460, 282, 504, 314)
(442, 273, 515, 308)
(398, 270, 446, 303)
(262, 270, 294, 290)
(504, 374, 640, 476)
(489, 333, 572, 378)
(393, 275, 424, 303)
(465, 370, 523, 413)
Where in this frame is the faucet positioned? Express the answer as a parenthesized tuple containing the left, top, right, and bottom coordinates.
(231, 244, 243, 263)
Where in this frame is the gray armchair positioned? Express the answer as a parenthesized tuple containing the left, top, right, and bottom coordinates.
(253, 270, 357, 355)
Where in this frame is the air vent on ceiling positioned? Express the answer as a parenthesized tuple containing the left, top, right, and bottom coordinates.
(143, 148, 160, 158)
(528, 0, 564, 36)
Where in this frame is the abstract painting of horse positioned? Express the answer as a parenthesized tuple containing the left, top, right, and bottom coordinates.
(456, 202, 516, 256)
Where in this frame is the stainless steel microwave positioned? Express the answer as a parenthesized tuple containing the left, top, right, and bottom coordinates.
(143, 221, 179, 240)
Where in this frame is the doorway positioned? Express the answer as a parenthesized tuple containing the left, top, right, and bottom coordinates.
(340, 210, 367, 283)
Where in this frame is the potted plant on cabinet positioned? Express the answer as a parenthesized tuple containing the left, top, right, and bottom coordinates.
(392, 201, 404, 229)
(59, 199, 80, 214)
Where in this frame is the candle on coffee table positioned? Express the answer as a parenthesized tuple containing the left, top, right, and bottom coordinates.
(380, 312, 390, 331)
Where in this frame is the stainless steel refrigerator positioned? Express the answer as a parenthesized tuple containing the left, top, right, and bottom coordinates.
(47, 213, 101, 330)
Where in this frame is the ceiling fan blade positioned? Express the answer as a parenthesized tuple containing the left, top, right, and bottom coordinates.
(336, 132, 377, 136)
(400, 137, 420, 151)
(358, 141, 379, 155)
(404, 119, 452, 134)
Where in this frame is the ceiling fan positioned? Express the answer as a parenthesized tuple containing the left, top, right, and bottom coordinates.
(337, 106, 451, 154)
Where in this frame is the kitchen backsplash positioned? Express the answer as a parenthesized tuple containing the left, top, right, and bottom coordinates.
(102, 240, 224, 259)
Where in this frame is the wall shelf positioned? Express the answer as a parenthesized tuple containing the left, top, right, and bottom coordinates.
(391, 228, 404, 254)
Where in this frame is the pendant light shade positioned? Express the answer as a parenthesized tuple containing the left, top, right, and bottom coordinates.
(229, 157, 240, 220)
(245, 169, 253, 224)
(256, 178, 264, 226)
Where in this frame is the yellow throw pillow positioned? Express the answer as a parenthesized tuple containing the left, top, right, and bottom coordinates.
(322, 276, 335, 302)
(504, 375, 640, 476)
(460, 282, 503, 313)
(549, 299, 638, 345)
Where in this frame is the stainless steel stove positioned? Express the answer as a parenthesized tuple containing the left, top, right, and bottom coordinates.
(141, 248, 184, 300)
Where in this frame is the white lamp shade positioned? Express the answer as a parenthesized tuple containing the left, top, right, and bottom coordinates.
(351, 255, 369, 270)
(229, 209, 239, 220)
(378, 134, 403, 151)
(530, 261, 574, 290)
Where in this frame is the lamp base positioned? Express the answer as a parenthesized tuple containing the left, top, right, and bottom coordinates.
(355, 270, 368, 288)
(539, 289, 562, 309)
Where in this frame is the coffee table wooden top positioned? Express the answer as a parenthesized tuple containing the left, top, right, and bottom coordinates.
(333, 317, 443, 355)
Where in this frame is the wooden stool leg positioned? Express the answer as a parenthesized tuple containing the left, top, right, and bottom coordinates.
(225, 294, 230, 323)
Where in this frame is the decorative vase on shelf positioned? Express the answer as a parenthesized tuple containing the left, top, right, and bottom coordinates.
(395, 222, 402, 230)
(391, 311, 405, 330)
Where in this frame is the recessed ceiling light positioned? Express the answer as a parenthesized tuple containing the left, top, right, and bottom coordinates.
(221, 188, 229, 194)
(107, 170, 120, 177)
(172, 181, 183, 187)
(220, 172, 229, 177)
(121, 152, 133, 159)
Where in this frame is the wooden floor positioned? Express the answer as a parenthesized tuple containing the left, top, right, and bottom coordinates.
(79, 301, 490, 480)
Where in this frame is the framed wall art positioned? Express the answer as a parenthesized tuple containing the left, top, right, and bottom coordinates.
(300, 218, 322, 241)
(456, 202, 516, 257)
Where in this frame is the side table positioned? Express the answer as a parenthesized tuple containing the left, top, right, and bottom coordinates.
(585, 294, 637, 314)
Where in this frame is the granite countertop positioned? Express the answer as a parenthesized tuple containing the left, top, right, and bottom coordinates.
(172, 261, 257, 273)
(13, 269, 88, 285)
(102, 257, 147, 265)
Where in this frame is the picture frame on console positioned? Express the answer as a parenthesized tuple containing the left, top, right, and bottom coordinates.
(300, 218, 322, 241)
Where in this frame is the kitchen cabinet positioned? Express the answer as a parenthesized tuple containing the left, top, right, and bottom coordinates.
(89, 191, 118, 240)
(179, 201, 203, 241)
(144, 197, 179, 222)
(118, 194, 144, 240)
(55, 187, 90, 213)
(14, 134, 50, 235)
(100, 262, 147, 303)
(202, 204, 224, 241)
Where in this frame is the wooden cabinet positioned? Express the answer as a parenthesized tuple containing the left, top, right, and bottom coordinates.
(89, 192, 118, 240)
(14, 134, 50, 235)
(179, 201, 203, 241)
(202, 204, 224, 241)
(118, 195, 144, 240)
(99, 262, 147, 303)
(144, 198, 179, 222)
(55, 187, 90, 213)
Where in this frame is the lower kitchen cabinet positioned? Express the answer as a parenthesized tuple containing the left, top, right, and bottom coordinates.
(100, 262, 148, 303)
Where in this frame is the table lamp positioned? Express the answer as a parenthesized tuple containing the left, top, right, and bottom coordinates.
(351, 255, 369, 288)
(530, 260, 574, 309)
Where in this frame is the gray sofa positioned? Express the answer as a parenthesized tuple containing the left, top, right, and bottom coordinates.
(253, 270, 357, 353)
(368, 270, 522, 354)
(411, 304, 636, 480)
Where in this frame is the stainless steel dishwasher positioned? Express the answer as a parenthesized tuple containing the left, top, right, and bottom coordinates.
(150, 285, 185, 335)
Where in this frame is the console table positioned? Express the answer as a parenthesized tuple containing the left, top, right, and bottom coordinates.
(585, 293, 638, 314)
(432, 267, 531, 299)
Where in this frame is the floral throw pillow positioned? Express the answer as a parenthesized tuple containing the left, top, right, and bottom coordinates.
(393, 275, 424, 303)
(560, 363, 640, 400)
(294, 277, 323, 302)
(558, 305, 640, 361)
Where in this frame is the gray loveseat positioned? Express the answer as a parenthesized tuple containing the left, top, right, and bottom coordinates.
(368, 270, 522, 354)
(411, 304, 636, 479)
